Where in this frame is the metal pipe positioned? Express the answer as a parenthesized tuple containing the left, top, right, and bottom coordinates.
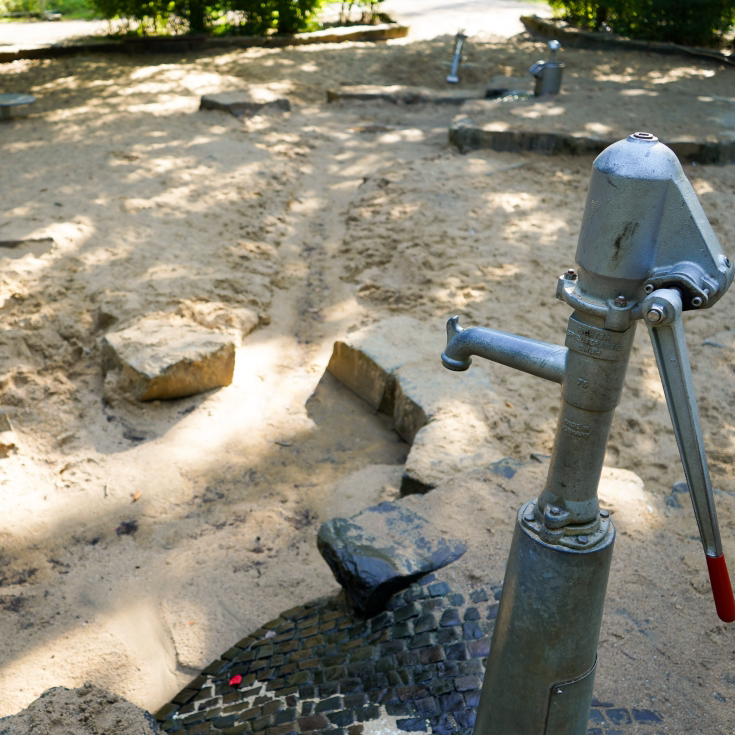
(475, 502, 614, 735)
(446, 31, 467, 84)
(442, 316, 567, 383)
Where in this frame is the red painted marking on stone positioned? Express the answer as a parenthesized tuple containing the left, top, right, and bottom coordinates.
(229, 675, 242, 687)
(706, 553, 735, 623)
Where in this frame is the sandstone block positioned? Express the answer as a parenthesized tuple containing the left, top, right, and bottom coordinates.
(401, 408, 502, 495)
(176, 300, 258, 345)
(102, 315, 236, 401)
(325, 317, 500, 494)
(317, 501, 467, 616)
(326, 320, 416, 412)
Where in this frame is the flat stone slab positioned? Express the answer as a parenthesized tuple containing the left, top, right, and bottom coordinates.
(201, 90, 290, 118)
(0, 682, 161, 734)
(102, 315, 236, 401)
(0, 93, 35, 120)
(326, 316, 501, 494)
(327, 85, 480, 106)
(317, 501, 467, 615)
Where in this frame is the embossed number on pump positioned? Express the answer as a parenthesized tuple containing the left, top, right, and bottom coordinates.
(562, 418, 591, 438)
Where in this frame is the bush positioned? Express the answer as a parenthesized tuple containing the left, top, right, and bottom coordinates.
(1, 0, 97, 16)
(548, 0, 735, 46)
(90, 0, 322, 35)
(348, 0, 382, 22)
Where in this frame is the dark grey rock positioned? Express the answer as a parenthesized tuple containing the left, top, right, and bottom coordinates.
(317, 502, 468, 616)
(200, 90, 290, 118)
(327, 85, 478, 106)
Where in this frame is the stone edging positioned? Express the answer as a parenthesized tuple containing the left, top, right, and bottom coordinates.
(521, 14, 735, 68)
(0, 23, 408, 64)
(326, 86, 478, 106)
(449, 115, 735, 165)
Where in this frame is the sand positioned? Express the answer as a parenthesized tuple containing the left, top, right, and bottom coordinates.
(0, 31, 734, 730)
(0, 682, 161, 734)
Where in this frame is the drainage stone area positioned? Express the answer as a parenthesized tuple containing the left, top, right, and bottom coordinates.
(154, 575, 668, 735)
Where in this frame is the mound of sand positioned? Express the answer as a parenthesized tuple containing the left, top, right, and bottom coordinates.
(0, 682, 160, 734)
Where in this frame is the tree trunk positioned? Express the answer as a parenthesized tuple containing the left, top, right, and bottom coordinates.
(188, 0, 207, 34)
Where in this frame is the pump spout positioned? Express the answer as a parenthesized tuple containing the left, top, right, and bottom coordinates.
(441, 315, 568, 383)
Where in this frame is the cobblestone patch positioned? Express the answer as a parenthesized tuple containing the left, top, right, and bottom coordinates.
(155, 576, 668, 735)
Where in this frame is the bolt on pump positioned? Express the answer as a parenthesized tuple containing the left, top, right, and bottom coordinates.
(441, 132, 735, 735)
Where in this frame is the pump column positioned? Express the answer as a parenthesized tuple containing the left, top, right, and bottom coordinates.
(538, 311, 636, 525)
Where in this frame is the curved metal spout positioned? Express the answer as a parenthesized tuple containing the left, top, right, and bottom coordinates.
(441, 316, 568, 384)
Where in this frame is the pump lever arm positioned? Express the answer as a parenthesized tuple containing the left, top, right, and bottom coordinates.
(644, 288, 735, 622)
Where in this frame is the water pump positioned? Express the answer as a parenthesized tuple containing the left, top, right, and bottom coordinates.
(441, 132, 735, 734)
(530, 40, 564, 96)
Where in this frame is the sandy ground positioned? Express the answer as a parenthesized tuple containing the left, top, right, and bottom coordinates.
(1, 31, 735, 731)
(462, 57, 735, 142)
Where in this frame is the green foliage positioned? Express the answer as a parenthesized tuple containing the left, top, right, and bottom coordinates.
(0, 0, 97, 16)
(91, 0, 175, 31)
(336, 0, 384, 24)
(50, 0, 97, 15)
(0, 0, 31, 14)
(549, 0, 735, 45)
(547, 1, 605, 29)
(90, 0, 322, 35)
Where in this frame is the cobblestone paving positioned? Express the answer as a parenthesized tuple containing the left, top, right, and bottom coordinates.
(154, 576, 668, 735)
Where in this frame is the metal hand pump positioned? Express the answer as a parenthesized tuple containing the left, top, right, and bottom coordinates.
(441, 132, 735, 734)
(446, 31, 467, 84)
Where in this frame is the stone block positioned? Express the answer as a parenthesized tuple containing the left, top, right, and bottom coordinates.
(326, 318, 420, 411)
(102, 315, 236, 401)
(327, 85, 477, 106)
(317, 502, 467, 616)
(176, 300, 258, 345)
(0, 93, 35, 120)
(200, 90, 290, 118)
(325, 316, 501, 494)
(401, 408, 501, 495)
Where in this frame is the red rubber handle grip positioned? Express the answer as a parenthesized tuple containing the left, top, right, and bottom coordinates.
(706, 554, 735, 623)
